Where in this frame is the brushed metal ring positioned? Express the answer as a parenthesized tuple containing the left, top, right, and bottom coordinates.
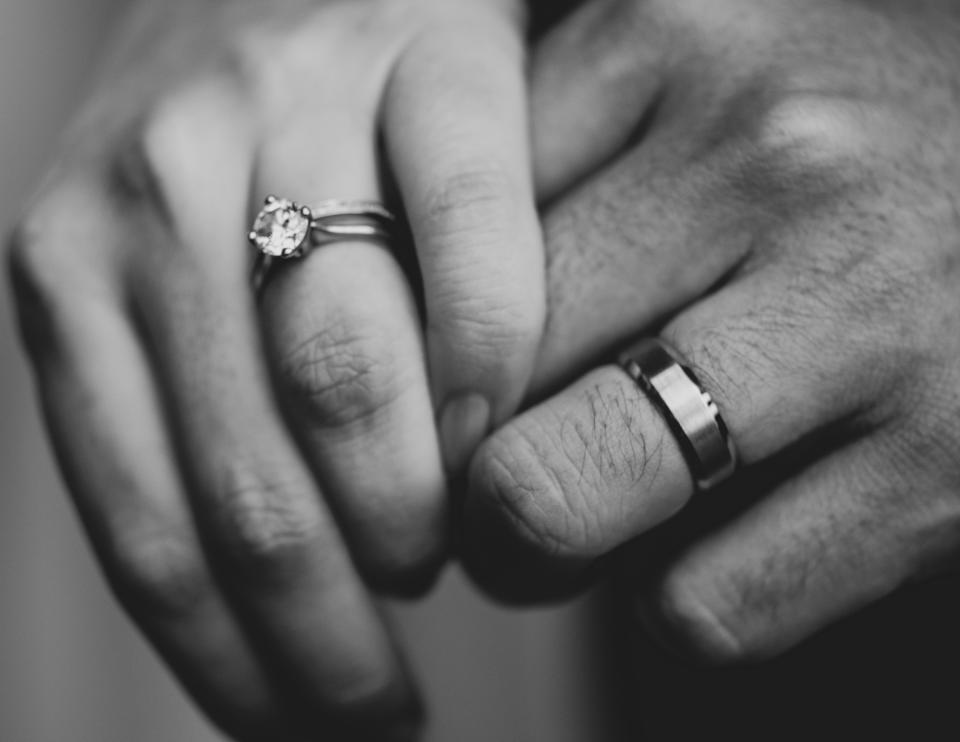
(620, 338, 738, 492)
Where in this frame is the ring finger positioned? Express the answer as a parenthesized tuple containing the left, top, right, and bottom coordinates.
(253, 92, 447, 592)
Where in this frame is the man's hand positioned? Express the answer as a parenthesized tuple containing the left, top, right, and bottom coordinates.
(463, 0, 960, 662)
(7, 0, 543, 738)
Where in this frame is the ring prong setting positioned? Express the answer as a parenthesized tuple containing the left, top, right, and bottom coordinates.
(249, 197, 311, 258)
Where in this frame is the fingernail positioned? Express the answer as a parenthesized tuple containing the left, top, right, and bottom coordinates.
(439, 393, 491, 475)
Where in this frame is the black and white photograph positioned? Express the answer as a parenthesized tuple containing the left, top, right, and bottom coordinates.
(3, 1, 960, 740)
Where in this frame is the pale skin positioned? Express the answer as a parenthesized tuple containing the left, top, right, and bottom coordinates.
(9, 0, 960, 740)
(8, 0, 543, 738)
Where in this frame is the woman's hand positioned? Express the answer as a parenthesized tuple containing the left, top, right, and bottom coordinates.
(7, 0, 543, 738)
(463, 0, 960, 662)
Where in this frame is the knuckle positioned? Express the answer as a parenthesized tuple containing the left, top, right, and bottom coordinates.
(109, 529, 212, 622)
(8, 212, 66, 293)
(7, 213, 73, 351)
(229, 2, 398, 118)
(278, 318, 400, 431)
(8, 217, 52, 305)
(717, 93, 883, 203)
(429, 288, 544, 363)
(573, 378, 664, 491)
(420, 165, 517, 243)
(646, 570, 750, 666)
(227, 27, 302, 113)
(211, 461, 323, 587)
(113, 98, 184, 209)
(114, 78, 238, 215)
(472, 423, 597, 559)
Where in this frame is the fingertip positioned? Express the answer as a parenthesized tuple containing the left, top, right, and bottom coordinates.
(455, 430, 593, 604)
(438, 392, 491, 475)
(633, 576, 749, 668)
(426, 269, 545, 475)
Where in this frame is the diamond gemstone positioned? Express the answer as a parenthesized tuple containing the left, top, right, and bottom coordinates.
(250, 199, 310, 257)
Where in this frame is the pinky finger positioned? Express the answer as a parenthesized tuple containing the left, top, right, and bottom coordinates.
(635, 432, 948, 665)
(8, 229, 296, 740)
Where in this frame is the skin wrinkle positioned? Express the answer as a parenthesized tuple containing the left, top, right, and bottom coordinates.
(553, 378, 672, 550)
(211, 457, 326, 589)
(892, 388, 960, 491)
(557, 392, 616, 547)
(600, 380, 656, 487)
(531, 415, 600, 553)
(277, 324, 405, 432)
(733, 518, 830, 629)
(267, 277, 449, 581)
(428, 288, 539, 352)
(110, 528, 215, 623)
(483, 434, 579, 558)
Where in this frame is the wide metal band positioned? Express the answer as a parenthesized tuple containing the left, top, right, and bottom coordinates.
(620, 338, 737, 491)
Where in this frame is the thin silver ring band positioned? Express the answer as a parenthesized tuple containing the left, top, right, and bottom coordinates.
(619, 338, 738, 491)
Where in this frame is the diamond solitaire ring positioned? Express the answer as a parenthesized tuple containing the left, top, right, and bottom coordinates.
(248, 196, 397, 295)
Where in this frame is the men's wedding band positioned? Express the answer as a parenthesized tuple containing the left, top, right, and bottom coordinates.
(248, 196, 397, 294)
(620, 338, 738, 492)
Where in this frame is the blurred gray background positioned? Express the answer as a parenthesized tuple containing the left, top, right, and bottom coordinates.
(0, 2, 617, 740)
